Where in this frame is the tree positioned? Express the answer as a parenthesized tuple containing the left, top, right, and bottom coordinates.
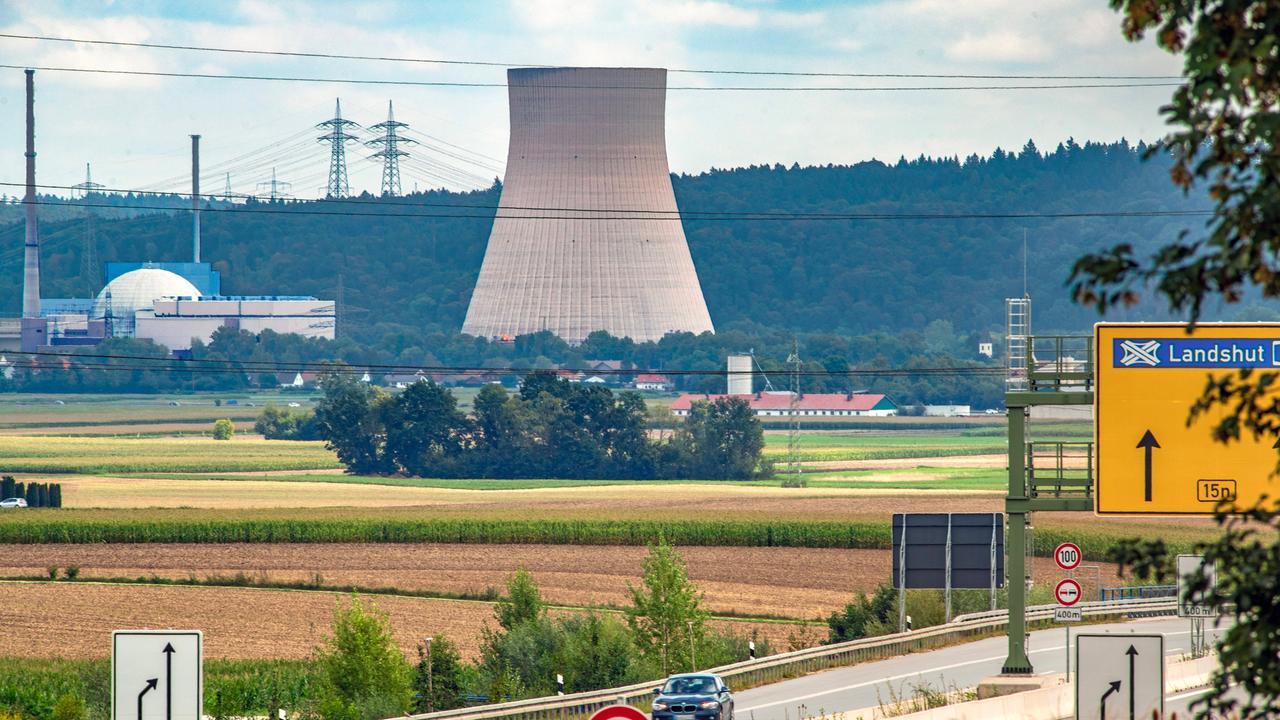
(1073, 2, 1280, 325)
(315, 374, 392, 474)
(496, 569, 544, 632)
(826, 584, 897, 643)
(559, 613, 634, 691)
(626, 536, 708, 674)
(313, 596, 413, 720)
(1072, 4, 1280, 717)
(412, 635, 466, 712)
(672, 397, 765, 479)
(384, 380, 469, 476)
(212, 418, 235, 440)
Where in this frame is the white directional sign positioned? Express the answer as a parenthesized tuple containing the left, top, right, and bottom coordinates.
(1055, 578, 1082, 606)
(1075, 634, 1163, 720)
(1177, 554, 1219, 618)
(112, 631, 202, 720)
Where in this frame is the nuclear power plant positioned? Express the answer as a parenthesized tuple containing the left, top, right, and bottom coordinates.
(2, 69, 334, 354)
(462, 67, 714, 343)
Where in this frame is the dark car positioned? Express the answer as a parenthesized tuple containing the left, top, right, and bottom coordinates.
(651, 673, 734, 720)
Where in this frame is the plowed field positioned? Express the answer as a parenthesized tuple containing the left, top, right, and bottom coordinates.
(0, 582, 800, 661)
(0, 544, 1121, 619)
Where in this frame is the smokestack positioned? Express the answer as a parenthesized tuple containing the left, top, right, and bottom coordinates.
(191, 134, 201, 263)
(22, 69, 39, 319)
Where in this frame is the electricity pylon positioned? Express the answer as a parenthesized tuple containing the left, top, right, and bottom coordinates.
(317, 98, 359, 198)
(367, 101, 414, 196)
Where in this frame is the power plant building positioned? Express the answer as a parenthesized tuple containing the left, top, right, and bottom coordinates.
(462, 67, 714, 343)
(137, 296, 335, 351)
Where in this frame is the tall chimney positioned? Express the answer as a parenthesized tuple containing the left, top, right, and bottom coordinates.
(191, 134, 201, 263)
(22, 69, 40, 319)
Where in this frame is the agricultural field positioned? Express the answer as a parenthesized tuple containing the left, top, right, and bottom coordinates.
(0, 436, 341, 473)
(0, 581, 802, 662)
(0, 543, 1123, 620)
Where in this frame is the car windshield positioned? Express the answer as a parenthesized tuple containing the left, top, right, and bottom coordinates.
(663, 677, 717, 695)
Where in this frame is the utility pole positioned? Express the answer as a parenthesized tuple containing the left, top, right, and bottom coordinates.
(71, 162, 103, 198)
(423, 636, 433, 713)
(367, 101, 414, 196)
(687, 620, 696, 670)
(786, 341, 803, 486)
(318, 98, 359, 198)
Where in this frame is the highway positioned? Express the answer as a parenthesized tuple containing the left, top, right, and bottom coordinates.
(734, 617, 1226, 720)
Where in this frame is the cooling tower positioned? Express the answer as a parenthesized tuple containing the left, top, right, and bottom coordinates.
(462, 67, 714, 343)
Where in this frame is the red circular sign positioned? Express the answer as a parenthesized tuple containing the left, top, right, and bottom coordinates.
(1054, 542, 1082, 571)
(590, 706, 649, 720)
(1055, 578, 1083, 607)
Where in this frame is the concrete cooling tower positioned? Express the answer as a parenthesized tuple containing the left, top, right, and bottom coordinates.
(462, 67, 714, 343)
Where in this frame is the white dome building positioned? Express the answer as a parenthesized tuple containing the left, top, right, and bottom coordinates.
(92, 267, 200, 337)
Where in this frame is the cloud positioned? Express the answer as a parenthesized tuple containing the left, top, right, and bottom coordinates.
(633, 1, 760, 28)
(946, 30, 1052, 63)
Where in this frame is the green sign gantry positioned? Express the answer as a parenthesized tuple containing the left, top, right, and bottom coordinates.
(1003, 336, 1094, 673)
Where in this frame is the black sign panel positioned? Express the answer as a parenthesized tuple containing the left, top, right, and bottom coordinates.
(891, 512, 1004, 589)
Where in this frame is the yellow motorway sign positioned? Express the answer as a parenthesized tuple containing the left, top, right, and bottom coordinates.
(1096, 323, 1280, 514)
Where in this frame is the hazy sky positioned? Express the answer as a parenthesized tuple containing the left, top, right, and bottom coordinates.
(0, 0, 1183, 199)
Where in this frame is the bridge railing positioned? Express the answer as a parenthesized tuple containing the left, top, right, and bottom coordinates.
(405, 597, 1176, 720)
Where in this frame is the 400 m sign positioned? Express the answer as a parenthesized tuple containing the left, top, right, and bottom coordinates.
(1096, 323, 1280, 515)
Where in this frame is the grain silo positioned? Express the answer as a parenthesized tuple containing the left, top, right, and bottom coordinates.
(462, 67, 714, 343)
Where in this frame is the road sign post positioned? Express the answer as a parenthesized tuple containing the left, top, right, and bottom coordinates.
(1096, 323, 1280, 514)
(112, 631, 202, 720)
(1075, 634, 1163, 720)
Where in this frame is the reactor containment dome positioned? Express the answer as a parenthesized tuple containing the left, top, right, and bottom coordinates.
(462, 67, 714, 344)
(92, 267, 200, 336)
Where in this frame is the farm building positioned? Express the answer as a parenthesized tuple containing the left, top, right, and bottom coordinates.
(631, 373, 673, 391)
(669, 391, 897, 417)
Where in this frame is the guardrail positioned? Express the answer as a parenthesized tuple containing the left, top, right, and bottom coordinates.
(406, 597, 1176, 720)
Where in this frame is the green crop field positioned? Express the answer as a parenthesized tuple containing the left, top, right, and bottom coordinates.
(761, 432, 1006, 461)
(784, 467, 1008, 491)
(0, 657, 316, 720)
(0, 436, 341, 473)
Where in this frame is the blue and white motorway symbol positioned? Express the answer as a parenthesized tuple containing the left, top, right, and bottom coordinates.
(1114, 337, 1280, 368)
(112, 631, 202, 720)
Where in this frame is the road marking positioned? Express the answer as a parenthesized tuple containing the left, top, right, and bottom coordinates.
(737, 627, 1216, 713)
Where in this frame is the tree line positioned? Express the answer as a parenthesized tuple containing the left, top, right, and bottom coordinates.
(314, 373, 767, 480)
(1, 477, 62, 508)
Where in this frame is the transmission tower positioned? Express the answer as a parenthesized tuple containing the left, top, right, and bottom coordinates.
(317, 98, 359, 198)
(786, 341, 804, 486)
(70, 163, 104, 198)
(256, 167, 292, 202)
(367, 101, 415, 196)
(77, 164, 100, 296)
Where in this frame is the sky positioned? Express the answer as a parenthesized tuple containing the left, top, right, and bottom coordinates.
(0, 0, 1184, 200)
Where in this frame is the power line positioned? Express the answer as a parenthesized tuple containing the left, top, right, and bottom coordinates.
(0, 32, 1185, 80)
(0, 64, 1184, 92)
(0, 182, 1215, 222)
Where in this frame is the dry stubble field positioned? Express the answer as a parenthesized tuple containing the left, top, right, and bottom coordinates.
(0, 581, 801, 662)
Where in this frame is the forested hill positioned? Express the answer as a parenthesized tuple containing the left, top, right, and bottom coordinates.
(0, 139, 1216, 347)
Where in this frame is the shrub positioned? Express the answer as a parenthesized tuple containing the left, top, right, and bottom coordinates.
(47, 566, 58, 580)
(64, 566, 79, 580)
(313, 596, 412, 720)
(51, 693, 87, 720)
(212, 419, 235, 441)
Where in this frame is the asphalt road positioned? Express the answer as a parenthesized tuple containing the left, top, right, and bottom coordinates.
(734, 617, 1226, 720)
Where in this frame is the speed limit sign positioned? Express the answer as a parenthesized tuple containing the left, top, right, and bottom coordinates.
(1054, 542, 1082, 571)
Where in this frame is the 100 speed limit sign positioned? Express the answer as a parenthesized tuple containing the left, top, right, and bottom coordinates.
(1054, 542, 1082, 571)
